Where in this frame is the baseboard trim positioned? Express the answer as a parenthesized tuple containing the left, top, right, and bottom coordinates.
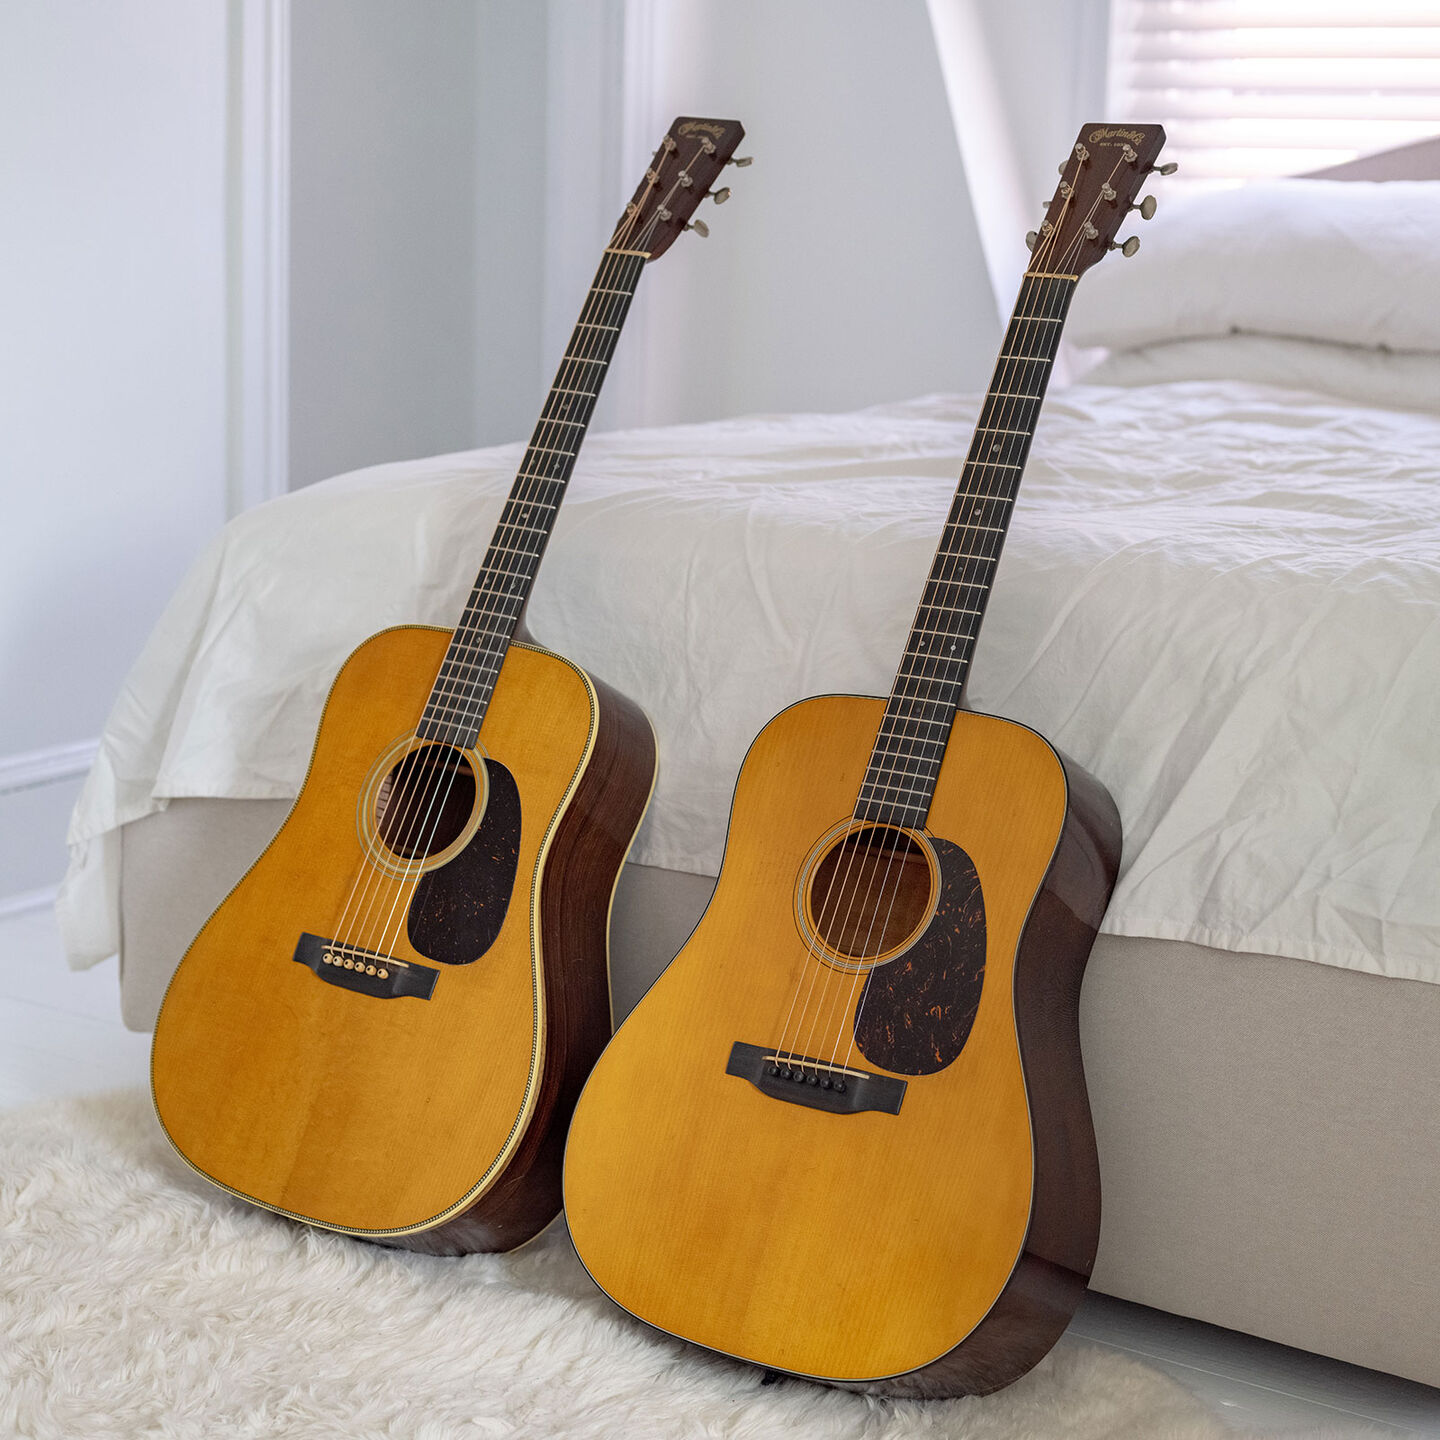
(0, 884, 59, 920)
(0, 740, 99, 797)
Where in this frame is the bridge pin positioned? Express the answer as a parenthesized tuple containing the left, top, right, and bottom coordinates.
(378, 968, 388, 979)
(835, 1080, 847, 1094)
(807, 1074, 819, 1086)
(365, 965, 376, 975)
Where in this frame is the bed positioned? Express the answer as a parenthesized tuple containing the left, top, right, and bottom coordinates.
(61, 145, 1440, 1387)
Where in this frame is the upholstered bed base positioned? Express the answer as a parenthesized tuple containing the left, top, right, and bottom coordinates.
(118, 798, 1440, 1388)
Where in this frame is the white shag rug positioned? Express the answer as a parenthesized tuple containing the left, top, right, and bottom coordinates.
(0, 1090, 1369, 1440)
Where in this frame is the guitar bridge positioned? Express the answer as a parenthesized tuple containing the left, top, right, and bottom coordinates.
(292, 932, 438, 1000)
(725, 1041, 905, 1116)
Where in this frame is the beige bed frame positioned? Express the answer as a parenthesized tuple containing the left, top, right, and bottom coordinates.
(113, 136, 1440, 1388)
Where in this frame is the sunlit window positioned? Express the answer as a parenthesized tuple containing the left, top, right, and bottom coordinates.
(1108, 0, 1440, 190)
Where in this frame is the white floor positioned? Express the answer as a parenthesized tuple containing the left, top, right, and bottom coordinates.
(4, 901, 1439, 1437)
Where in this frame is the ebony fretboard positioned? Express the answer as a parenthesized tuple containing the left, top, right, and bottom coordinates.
(417, 246, 648, 748)
(854, 270, 1078, 829)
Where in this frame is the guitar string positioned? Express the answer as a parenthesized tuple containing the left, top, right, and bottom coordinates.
(350, 145, 713, 972)
(327, 242, 647, 964)
(770, 232, 1069, 1072)
(325, 164, 672, 964)
(356, 217, 668, 966)
(341, 246, 643, 967)
(793, 235, 1072, 1075)
(784, 162, 1109, 1073)
(363, 146, 712, 967)
(833, 162, 1124, 1078)
(818, 268, 1069, 1074)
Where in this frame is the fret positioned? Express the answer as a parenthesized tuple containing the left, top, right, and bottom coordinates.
(907, 620, 979, 639)
(482, 540, 543, 564)
(864, 748, 945, 780)
(880, 696, 955, 719)
(490, 519, 553, 540)
(963, 460, 1023, 471)
(941, 522, 1004, 536)
(984, 391, 1043, 403)
(424, 683, 502, 719)
(859, 779, 939, 808)
(536, 417, 586, 430)
(924, 575, 991, 596)
(973, 426, 1029, 438)
(996, 353, 1052, 364)
(946, 494, 1012, 525)
(524, 445, 576, 461)
(562, 354, 607, 366)
(870, 733, 948, 758)
(549, 386, 596, 400)
(574, 322, 620, 332)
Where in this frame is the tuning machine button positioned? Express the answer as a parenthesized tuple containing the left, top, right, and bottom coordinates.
(684, 218, 710, 238)
(1025, 230, 1039, 252)
(709, 186, 731, 204)
(1149, 161, 1179, 176)
(727, 155, 753, 167)
(1109, 236, 1141, 257)
(1131, 195, 1158, 220)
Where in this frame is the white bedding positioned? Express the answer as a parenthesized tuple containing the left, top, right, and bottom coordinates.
(61, 383, 1440, 985)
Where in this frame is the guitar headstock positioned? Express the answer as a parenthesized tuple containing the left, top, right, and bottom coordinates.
(610, 117, 747, 261)
(1027, 123, 1169, 279)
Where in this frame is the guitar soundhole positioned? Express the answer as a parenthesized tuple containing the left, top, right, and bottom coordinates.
(807, 824, 935, 963)
(375, 744, 477, 860)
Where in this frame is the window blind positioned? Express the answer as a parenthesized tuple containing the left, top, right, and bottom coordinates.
(1107, 1, 1440, 188)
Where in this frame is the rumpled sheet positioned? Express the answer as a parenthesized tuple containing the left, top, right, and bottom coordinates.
(60, 384, 1440, 984)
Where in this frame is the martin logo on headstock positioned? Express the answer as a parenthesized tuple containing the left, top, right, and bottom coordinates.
(616, 116, 747, 259)
(1027, 121, 1169, 276)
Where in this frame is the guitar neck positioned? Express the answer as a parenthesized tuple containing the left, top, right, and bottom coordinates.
(417, 245, 648, 747)
(855, 270, 1078, 829)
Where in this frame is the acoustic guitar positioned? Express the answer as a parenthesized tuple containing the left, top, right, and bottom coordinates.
(151, 117, 747, 1254)
(564, 124, 1168, 1394)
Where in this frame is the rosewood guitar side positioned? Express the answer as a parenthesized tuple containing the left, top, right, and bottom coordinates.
(847, 749, 1119, 1397)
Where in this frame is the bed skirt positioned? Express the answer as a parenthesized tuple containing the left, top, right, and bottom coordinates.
(117, 798, 1440, 1388)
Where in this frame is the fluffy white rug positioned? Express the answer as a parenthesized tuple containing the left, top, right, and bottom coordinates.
(0, 1090, 1364, 1439)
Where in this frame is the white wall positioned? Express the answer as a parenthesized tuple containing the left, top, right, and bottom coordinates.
(0, 1, 230, 897)
(593, 0, 1001, 430)
(288, 0, 550, 488)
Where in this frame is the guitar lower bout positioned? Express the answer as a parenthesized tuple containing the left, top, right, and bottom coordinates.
(152, 626, 656, 1254)
(564, 693, 1120, 1394)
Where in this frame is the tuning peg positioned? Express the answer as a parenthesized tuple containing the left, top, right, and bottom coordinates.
(727, 155, 753, 167)
(685, 218, 709, 237)
(1130, 195, 1157, 220)
(709, 186, 731, 205)
(1025, 230, 1039, 252)
(1108, 236, 1141, 257)
(1149, 161, 1179, 176)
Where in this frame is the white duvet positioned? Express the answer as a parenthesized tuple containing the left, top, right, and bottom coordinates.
(61, 381, 1440, 985)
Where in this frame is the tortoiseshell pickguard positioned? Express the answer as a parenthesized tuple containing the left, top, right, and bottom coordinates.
(853, 838, 985, 1076)
(406, 758, 521, 966)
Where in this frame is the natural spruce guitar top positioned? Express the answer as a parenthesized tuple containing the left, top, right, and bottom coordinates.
(150, 117, 748, 1256)
(564, 123, 1170, 1397)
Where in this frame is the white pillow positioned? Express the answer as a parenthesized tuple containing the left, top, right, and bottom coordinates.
(1065, 179, 1440, 355)
(1080, 334, 1440, 416)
